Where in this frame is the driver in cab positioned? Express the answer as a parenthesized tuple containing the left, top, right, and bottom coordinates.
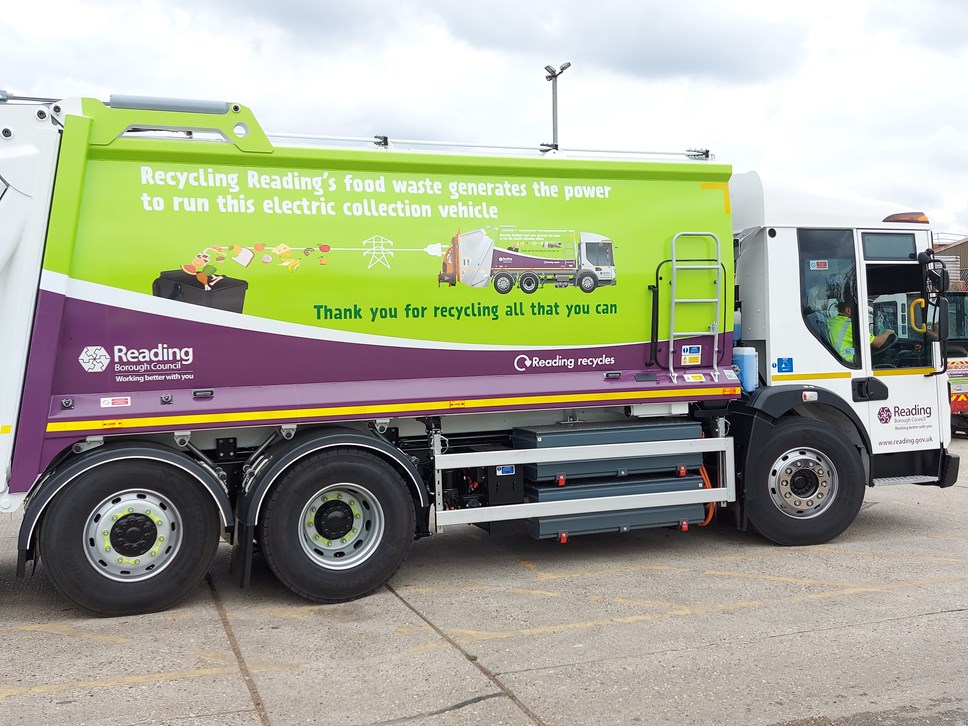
(828, 300, 895, 364)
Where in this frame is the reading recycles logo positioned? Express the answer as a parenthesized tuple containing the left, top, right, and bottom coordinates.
(877, 406, 892, 424)
(78, 346, 111, 373)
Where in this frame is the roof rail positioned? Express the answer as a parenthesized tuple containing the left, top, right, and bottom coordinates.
(0, 91, 60, 104)
(266, 131, 715, 161)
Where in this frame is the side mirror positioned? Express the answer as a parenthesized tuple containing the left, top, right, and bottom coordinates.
(919, 250, 950, 294)
(927, 296, 949, 342)
(928, 267, 950, 294)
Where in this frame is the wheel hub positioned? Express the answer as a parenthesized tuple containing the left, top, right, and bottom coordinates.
(768, 448, 837, 519)
(789, 470, 819, 498)
(110, 513, 158, 557)
(299, 485, 385, 571)
(84, 490, 181, 581)
(315, 500, 354, 539)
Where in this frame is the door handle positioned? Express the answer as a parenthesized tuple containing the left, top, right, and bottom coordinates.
(852, 377, 889, 402)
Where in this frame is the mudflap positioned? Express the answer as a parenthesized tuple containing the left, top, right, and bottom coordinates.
(940, 452, 960, 488)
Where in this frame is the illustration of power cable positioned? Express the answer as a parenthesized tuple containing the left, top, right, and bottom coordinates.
(188, 239, 444, 278)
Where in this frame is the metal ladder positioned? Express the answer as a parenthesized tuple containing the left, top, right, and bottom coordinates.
(668, 232, 723, 383)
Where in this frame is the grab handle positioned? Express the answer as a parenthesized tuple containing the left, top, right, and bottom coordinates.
(80, 97, 273, 153)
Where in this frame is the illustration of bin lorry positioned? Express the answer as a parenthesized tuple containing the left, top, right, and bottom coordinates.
(0, 92, 957, 615)
(437, 226, 616, 293)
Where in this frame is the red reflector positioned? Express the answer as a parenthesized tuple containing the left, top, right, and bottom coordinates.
(882, 212, 929, 223)
(558, 532, 568, 544)
(679, 520, 689, 532)
(677, 465, 687, 477)
(556, 473, 566, 487)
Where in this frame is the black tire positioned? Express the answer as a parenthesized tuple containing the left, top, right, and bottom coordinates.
(519, 273, 540, 294)
(577, 273, 597, 293)
(746, 418, 865, 546)
(493, 273, 514, 294)
(259, 449, 415, 603)
(38, 460, 221, 616)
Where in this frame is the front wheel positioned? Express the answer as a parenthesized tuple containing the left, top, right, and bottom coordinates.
(39, 460, 221, 616)
(577, 273, 597, 293)
(746, 418, 865, 546)
(259, 449, 415, 602)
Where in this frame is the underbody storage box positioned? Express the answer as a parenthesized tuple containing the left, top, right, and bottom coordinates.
(511, 420, 703, 482)
(523, 475, 706, 538)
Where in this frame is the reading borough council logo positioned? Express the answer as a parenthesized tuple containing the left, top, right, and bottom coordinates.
(78, 346, 111, 373)
(877, 406, 892, 424)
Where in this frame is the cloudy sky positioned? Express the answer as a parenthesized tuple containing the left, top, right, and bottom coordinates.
(5, 0, 968, 235)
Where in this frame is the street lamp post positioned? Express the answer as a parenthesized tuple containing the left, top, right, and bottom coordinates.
(543, 62, 571, 152)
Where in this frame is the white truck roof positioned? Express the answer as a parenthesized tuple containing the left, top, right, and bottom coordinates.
(730, 170, 925, 232)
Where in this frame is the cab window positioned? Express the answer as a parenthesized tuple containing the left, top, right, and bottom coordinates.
(866, 260, 936, 369)
(797, 229, 860, 368)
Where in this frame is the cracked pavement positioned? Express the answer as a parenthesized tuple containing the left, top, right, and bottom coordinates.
(1, 438, 966, 725)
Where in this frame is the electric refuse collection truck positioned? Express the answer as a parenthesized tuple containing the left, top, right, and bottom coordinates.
(0, 94, 958, 615)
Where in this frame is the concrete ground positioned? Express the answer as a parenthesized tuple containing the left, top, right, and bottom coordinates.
(1, 439, 966, 725)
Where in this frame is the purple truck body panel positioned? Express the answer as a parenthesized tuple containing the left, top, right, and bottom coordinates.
(9, 290, 738, 492)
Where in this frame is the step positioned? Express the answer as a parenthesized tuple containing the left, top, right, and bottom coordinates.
(872, 475, 939, 486)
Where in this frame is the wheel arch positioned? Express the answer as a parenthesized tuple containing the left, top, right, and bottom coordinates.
(17, 442, 233, 576)
(728, 385, 873, 511)
(743, 384, 871, 453)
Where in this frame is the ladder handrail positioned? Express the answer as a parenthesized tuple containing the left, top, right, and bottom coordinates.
(668, 232, 723, 383)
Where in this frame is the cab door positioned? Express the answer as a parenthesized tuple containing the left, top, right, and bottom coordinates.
(856, 230, 945, 461)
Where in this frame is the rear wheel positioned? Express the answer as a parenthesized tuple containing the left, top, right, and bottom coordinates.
(493, 273, 514, 294)
(259, 449, 415, 602)
(39, 460, 220, 616)
(519, 272, 540, 294)
(746, 418, 865, 545)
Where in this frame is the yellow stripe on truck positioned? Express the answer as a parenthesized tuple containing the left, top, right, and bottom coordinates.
(771, 372, 852, 381)
(46, 387, 741, 434)
(873, 367, 936, 377)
